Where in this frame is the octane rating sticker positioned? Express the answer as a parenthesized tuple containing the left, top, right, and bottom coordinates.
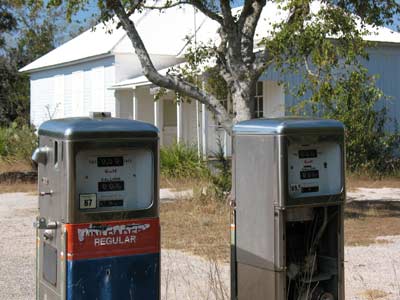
(290, 184, 301, 192)
(79, 194, 97, 209)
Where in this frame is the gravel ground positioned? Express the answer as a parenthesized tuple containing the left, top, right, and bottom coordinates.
(1, 192, 400, 300)
(347, 188, 400, 202)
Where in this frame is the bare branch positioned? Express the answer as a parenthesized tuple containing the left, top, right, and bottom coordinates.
(110, 1, 232, 131)
(303, 56, 319, 78)
(143, 0, 223, 24)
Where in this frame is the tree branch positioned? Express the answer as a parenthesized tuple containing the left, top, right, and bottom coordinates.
(110, 1, 232, 131)
(143, 0, 223, 24)
(238, 0, 266, 64)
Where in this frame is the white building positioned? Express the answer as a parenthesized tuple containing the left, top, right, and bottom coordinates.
(20, 3, 400, 157)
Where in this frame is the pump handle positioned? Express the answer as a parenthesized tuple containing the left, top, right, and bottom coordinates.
(32, 147, 49, 165)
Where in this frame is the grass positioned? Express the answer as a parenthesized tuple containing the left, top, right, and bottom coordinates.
(160, 190, 230, 262)
(0, 160, 36, 194)
(360, 289, 389, 300)
(0, 183, 36, 193)
(160, 176, 400, 261)
(347, 173, 400, 191)
(0, 160, 34, 173)
(345, 200, 400, 246)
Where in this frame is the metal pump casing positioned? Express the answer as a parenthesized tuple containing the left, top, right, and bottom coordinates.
(34, 116, 160, 300)
(231, 118, 345, 300)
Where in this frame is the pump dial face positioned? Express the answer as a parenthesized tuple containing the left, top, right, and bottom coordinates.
(76, 148, 153, 211)
(288, 140, 342, 198)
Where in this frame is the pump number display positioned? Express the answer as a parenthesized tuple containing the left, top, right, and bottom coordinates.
(98, 181, 125, 192)
(97, 156, 124, 167)
(80, 194, 97, 209)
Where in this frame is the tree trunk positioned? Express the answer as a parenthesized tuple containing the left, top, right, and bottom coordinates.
(231, 81, 255, 124)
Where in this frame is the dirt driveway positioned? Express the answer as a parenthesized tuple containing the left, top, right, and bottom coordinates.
(1, 191, 400, 300)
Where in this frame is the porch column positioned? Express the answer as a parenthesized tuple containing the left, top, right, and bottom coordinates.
(223, 130, 228, 158)
(153, 98, 159, 127)
(132, 89, 138, 120)
(201, 103, 208, 159)
(115, 91, 121, 118)
(177, 98, 183, 143)
(154, 98, 163, 145)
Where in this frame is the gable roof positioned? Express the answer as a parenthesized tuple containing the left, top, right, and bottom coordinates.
(20, 2, 400, 73)
(20, 5, 216, 73)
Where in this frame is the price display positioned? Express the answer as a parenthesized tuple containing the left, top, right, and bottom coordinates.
(298, 149, 317, 159)
(97, 156, 124, 167)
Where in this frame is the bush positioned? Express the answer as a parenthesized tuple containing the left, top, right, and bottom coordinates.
(209, 138, 231, 200)
(0, 123, 37, 163)
(160, 143, 209, 179)
(160, 141, 232, 202)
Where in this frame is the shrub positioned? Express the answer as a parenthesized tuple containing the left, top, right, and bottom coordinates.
(0, 123, 37, 163)
(160, 143, 209, 179)
(209, 138, 231, 200)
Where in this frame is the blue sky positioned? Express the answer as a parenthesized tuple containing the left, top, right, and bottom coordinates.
(74, 1, 400, 31)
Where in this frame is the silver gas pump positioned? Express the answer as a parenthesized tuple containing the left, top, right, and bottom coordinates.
(231, 118, 345, 300)
(33, 113, 160, 300)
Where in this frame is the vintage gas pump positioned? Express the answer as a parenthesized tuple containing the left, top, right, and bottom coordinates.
(32, 113, 160, 300)
(231, 118, 345, 300)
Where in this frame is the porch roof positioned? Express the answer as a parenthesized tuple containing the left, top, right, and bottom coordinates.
(109, 66, 171, 90)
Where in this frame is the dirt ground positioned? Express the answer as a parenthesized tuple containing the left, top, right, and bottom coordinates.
(1, 190, 400, 299)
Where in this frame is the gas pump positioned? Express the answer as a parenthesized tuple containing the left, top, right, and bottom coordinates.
(32, 113, 160, 300)
(231, 118, 345, 300)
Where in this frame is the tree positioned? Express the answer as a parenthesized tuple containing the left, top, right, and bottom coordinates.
(0, 1, 97, 125)
(0, 1, 17, 47)
(40, 0, 400, 133)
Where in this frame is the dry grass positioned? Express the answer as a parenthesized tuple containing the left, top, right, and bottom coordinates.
(160, 177, 209, 190)
(0, 160, 36, 194)
(160, 192, 230, 262)
(160, 179, 400, 259)
(360, 289, 389, 300)
(347, 174, 400, 191)
(0, 160, 33, 173)
(345, 201, 400, 246)
(0, 183, 36, 194)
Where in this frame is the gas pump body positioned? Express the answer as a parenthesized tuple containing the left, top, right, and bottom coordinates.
(34, 116, 160, 300)
(231, 118, 345, 300)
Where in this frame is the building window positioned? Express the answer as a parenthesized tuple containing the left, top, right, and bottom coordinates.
(255, 81, 263, 118)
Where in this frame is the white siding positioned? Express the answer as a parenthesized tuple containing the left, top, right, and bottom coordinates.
(263, 81, 285, 117)
(53, 75, 64, 118)
(115, 90, 133, 119)
(72, 71, 84, 116)
(30, 56, 116, 128)
(30, 74, 55, 126)
(135, 86, 154, 124)
(91, 67, 105, 112)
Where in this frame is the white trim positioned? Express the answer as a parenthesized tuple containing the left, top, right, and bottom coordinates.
(19, 53, 113, 73)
